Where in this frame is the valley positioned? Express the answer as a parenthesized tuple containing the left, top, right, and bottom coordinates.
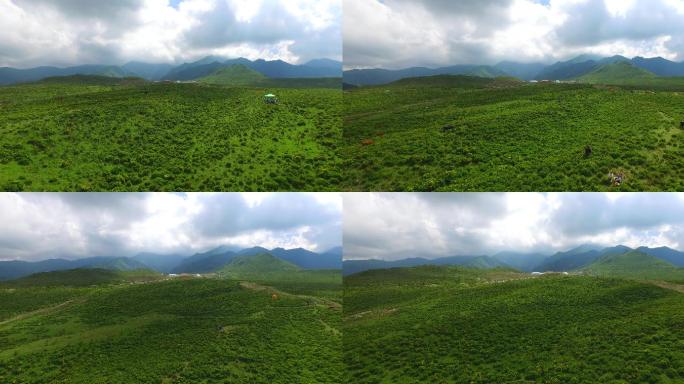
(0, 250, 342, 384)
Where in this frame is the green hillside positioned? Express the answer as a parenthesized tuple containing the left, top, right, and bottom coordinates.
(218, 253, 300, 278)
(0, 276, 341, 383)
(198, 64, 266, 86)
(577, 62, 656, 83)
(0, 268, 161, 288)
(343, 75, 684, 191)
(582, 250, 684, 282)
(218, 254, 342, 301)
(0, 79, 341, 191)
(344, 266, 684, 383)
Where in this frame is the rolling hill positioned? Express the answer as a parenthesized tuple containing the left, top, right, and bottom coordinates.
(344, 54, 684, 86)
(217, 253, 300, 280)
(577, 62, 656, 83)
(0, 274, 342, 382)
(0, 56, 342, 85)
(0, 268, 162, 288)
(198, 64, 266, 86)
(637, 246, 684, 267)
(0, 257, 150, 281)
(343, 255, 508, 276)
(343, 65, 507, 86)
(581, 250, 684, 282)
(534, 245, 630, 272)
(344, 266, 684, 383)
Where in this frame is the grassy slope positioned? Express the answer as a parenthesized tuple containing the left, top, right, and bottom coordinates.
(344, 266, 684, 383)
(198, 65, 266, 86)
(0, 268, 162, 288)
(0, 276, 342, 383)
(582, 250, 684, 283)
(577, 62, 656, 83)
(0, 79, 341, 191)
(198, 66, 341, 89)
(343, 77, 684, 191)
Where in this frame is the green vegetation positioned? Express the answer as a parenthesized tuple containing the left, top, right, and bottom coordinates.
(577, 62, 656, 83)
(0, 269, 341, 383)
(344, 266, 684, 383)
(217, 254, 342, 301)
(343, 75, 684, 191)
(582, 250, 684, 283)
(199, 65, 341, 89)
(199, 65, 267, 86)
(0, 268, 162, 288)
(0, 75, 341, 191)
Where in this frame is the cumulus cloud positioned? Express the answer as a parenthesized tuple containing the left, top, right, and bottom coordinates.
(0, 0, 341, 67)
(343, 193, 684, 260)
(343, 0, 684, 69)
(0, 193, 341, 261)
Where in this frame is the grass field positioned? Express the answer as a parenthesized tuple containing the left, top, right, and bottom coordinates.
(0, 76, 341, 191)
(0, 272, 342, 383)
(344, 266, 684, 383)
(342, 76, 684, 191)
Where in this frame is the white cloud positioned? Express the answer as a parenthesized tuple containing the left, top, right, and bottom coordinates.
(343, 193, 684, 260)
(343, 0, 684, 69)
(0, 0, 341, 67)
(0, 193, 341, 261)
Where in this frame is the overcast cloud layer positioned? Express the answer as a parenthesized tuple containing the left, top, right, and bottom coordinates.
(0, 193, 341, 261)
(344, 0, 684, 69)
(0, 0, 341, 68)
(344, 193, 684, 260)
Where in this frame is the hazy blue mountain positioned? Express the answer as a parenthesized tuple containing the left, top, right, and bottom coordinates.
(304, 58, 343, 71)
(171, 246, 237, 274)
(494, 61, 546, 80)
(132, 252, 187, 273)
(122, 62, 174, 80)
(493, 251, 549, 272)
(161, 56, 341, 81)
(270, 247, 342, 269)
(343, 65, 507, 86)
(534, 245, 632, 272)
(0, 65, 136, 85)
(632, 57, 684, 77)
(171, 246, 340, 274)
(637, 246, 684, 267)
(0, 257, 149, 281)
(343, 255, 507, 276)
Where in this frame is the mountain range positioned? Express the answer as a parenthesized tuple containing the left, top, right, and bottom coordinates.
(343, 245, 684, 276)
(0, 56, 342, 86)
(344, 55, 684, 86)
(0, 246, 342, 281)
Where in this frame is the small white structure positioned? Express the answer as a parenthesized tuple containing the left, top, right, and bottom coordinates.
(531, 272, 543, 276)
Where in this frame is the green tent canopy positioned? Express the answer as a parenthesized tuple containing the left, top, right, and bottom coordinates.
(263, 93, 278, 104)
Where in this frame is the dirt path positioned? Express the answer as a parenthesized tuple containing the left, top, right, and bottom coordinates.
(650, 281, 684, 293)
(0, 297, 84, 327)
(239, 281, 341, 310)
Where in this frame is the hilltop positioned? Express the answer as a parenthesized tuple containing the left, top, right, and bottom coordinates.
(198, 64, 266, 86)
(576, 61, 656, 83)
(344, 266, 684, 382)
(344, 54, 684, 85)
(0, 56, 342, 85)
(344, 245, 684, 277)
